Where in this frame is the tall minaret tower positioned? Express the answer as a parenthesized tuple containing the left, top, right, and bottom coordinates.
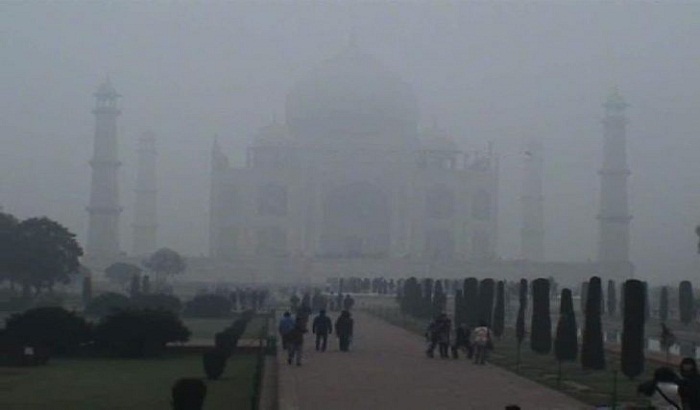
(597, 90, 633, 278)
(520, 139, 544, 262)
(86, 79, 122, 259)
(132, 131, 158, 256)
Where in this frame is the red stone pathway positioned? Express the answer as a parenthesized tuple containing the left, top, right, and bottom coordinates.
(277, 311, 588, 410)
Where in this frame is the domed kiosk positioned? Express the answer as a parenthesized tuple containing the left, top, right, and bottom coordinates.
(285, 44, 419, 149)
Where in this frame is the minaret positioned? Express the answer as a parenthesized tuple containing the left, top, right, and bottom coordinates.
(86, 79, 122, 260)
(520, 139, 544, 261)
(132, 131, 158, 256)
(597, 90, 633, 278)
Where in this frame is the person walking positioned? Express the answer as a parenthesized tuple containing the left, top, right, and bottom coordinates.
(637, 367, 682, 410)
(312, 309, 333, 352)
(425, 314, 451, 358)
(278, 311, 295, 350)
(472, 320, 492, 365)
(343, 294, 355, 311)
(287, 316, 307, 366)
(335, 310, 354, 352)
(679, 357, 700, 410)
(452, 322, 473, 359)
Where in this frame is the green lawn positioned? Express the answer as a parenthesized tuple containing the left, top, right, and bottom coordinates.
(0, 354, 257, 410)
(365, 305, 654, 408)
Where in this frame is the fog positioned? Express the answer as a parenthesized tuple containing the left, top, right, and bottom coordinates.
(1, 2, 698, 281)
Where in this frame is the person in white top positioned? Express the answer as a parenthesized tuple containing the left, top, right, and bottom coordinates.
(471, 320, 492, 365)
(638, 367, 682, 410)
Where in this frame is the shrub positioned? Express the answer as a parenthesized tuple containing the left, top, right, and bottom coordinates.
(4, 306, 91, 355)
(183, 294, 232, 318)
(478, 278, 495, 326)
(492, 281, 505, 337)
(679, 281, 694, 325)
(85, 292, 130, 318)
(172, 378, 207, 410)
(530, 278, 552, 354)
(554, 288, 578, 362)
(130, 293, 182, 314)
(93, 309, 190, 357)
(621, 279, 645, 379)
(202, 348, 227, 380)
(581, 276, 605, 370)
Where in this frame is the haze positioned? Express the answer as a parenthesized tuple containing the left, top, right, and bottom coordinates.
(1, 2, 698, 281)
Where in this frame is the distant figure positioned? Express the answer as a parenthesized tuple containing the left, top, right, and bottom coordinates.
(290, 294, 300, 313)
(679, 357, 700, 410)
(343, 294, 355, 311)
(335, 310, 354, 352)
(425, 313, 451, 358)
(171, 378, 207, 410)
(472, 320, 492, 365)
(638, 367, 682, 409)
(452, 322, 473, 359)
(278, 311, 295, 350)
(312, 309, 333, 352)
(287, 316, 307, 366)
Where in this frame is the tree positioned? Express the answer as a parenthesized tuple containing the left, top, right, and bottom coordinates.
(621, 279, 645, 379)
(94, 309, 190, 357)
(142, 275, 151, 294)
(493, 281, 505, 337)
(85, 292, 131, 318)
(143, 248, 186, 287)
(432, 280, 446, 317)
(82, 275, 92, 307)
(184, 294, 232, 318)
(105, 262, 142, 288)
(515, 278, 528, 371)
(13, 217, 83, 295)
(478, 278, 495, 326)
(607, 280, 617, 317)
(679, 281, 695, 325)
(580, 281, 589, 315)
(659, 286, 669, 323)
(4, 307, 91, 355)
(530, 278, 552, 354)
(463, 278, 479, 327)
(453, 289, 465, 326)
(129, 274, 141, 297)
(555, 288, 578, 386)
(581, 276, 605, 370)
(422, 278, 434, 318)
(0, 212, 20, 290)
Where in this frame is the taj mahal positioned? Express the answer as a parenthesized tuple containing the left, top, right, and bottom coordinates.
(86, 44, 633, 283)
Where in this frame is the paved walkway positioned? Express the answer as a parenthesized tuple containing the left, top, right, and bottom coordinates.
(278, 311, 588, 410)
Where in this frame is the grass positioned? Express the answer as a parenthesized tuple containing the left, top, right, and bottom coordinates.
(0, 353, 257, 410)
(365, 304, 654, 408)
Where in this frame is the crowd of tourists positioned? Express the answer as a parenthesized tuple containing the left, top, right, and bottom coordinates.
(425, 313, 494, 365)
(278, 292, 355, 366)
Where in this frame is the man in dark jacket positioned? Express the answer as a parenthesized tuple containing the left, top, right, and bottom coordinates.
(287, 317, 307, 366)
(679, 357, 700, 410)
(312, 310, 333, 352)
(335, 310, 354, 352)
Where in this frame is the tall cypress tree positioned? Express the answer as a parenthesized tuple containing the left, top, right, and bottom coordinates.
(515, 279, 528, 370)
(659, 286, 669, 323)
(555, 288, 578, 361)
(679, 281, 694, 325)
(454, 289, 465, 325)
(530, 278, 552, 354)
(478, 278, 495, 326)
(621, 279, 646, 379)
(581, 276, 605, 370)
(493, 281, 505, 337)
(463, 278, 479, 327)
(519, 278, 528, 313)
(432, 280, 446, 316)
(423, 278, 434, 318)
(607, 280, 617, 317)
(580, 281, 589, 315)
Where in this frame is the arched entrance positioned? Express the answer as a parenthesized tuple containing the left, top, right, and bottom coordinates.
(320, 182, 390, 258)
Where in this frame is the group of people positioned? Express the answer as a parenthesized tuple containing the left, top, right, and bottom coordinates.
(425, 313, 493, 365)
(278, 309, 354, 366)
(638, 357, 700, 409)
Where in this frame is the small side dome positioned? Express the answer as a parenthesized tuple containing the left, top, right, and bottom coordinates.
(421, 124, 460, 152)
(252, 122, 295, 147)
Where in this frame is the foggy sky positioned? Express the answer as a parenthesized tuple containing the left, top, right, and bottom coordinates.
(1, 2, 699, 282)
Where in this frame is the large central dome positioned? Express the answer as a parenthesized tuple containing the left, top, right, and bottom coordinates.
(285, 44, 419, 149)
